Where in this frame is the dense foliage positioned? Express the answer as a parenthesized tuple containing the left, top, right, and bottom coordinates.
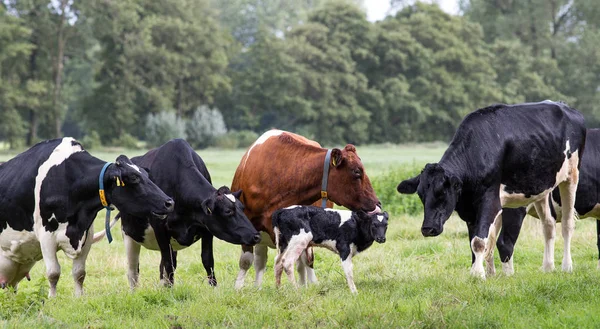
(0, 0, 598, 147)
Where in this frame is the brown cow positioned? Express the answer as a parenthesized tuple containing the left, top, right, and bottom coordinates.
(232, 129, 381, 289)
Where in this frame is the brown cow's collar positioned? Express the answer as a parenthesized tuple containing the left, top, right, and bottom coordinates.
(321, 149, 332, 208)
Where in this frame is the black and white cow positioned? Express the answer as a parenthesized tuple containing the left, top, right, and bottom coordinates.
(397, 101, 586, 278)
(492, 128, 600, 271)
(272, 205, 388, 293)
(0, 137, 173, 297)
(111, 139, 260, 288)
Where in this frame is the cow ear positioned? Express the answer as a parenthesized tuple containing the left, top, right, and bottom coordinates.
(397, 175, 420, 194)
(201, 198, 216, 215)
(232, 190, 242, 199)
(331, 148, 343, 167)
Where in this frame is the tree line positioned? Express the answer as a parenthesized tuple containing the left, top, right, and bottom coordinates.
(0, 0, 598, 148)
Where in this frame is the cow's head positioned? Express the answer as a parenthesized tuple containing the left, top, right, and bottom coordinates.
(106, 155, 174, 219)
(199, 186, 260, 245)
(327, 145, 381, 214)
(396, 163, 461, 237)
(357, 210, 389, 243)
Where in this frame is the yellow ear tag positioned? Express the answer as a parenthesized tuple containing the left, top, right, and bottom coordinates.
(116, 177, 121, 187)
(332, 158, 337, 166)
(207, 207, 212, 214)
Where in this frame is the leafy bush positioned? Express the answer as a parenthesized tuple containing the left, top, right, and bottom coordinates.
(80, 131, 102, 150)
(186, 105, 227, 149)
(111, 132, 140, 149)
(371, 164, 423, 216)
(145, 111, 186, 148)
(214, 130, 259, 149)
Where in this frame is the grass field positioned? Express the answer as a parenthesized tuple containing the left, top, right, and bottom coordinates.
(2, 144, 600, 328)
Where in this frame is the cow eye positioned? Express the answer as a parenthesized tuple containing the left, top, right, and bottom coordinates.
(127, 175, 140, 184)
(352, 169, 362, 178)
(224, 210, 233, 216)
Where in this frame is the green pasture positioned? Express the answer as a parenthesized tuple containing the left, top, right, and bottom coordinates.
(2, 144, 600, 328)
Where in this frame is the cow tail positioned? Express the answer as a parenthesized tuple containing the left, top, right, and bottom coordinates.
(92, 213, 121, 243)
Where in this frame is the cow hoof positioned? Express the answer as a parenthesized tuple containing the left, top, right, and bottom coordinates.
(470, 266, 486, 280)
(207, 276, 217, 287)
(542, 262, 555, 272)
(501, 259, 514, 276)
(562, 263, 573, 273)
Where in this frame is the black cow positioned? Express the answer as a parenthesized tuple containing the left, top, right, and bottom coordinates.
(397, 101, 586, 278)
(272, 206, 388, 293)
(113, 139, 260, 288)
(0, 138, 173, 297)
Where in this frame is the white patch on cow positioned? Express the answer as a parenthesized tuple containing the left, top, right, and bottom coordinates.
(242, 130, 283, 168)
(139, 226, 160, 251)
(500, 140, 572, 209)
(318, 239, 338, 252)
(350, 243, 358, 257)
(376, 214, 384, 222)
(127, 163, 141, 173)
(341, 256, 357, 293)
(484, 209, 503, 277)
(56, 221, 87, 259)
(324, 209, 353, 227)
(470, 236, 487, 279)
(284, 205, 301, 210)
(225, 194, 236, 203)
(502, 256, 514, 276)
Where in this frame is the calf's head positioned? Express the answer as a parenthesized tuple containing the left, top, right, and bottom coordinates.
(106, 155, 174, 219)
(397, 163, 461, 237)
(199, 186, 260, 245)
(327, 145, 381, 214)
(358, 210, 389, 243)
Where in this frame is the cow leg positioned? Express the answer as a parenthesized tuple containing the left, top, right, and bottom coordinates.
(558, 171, 578, 272)
(253, 245, 268, 287)
(124, 234, 141, 289)
(534, 198, 555, 272)
(201, 235, 217, 286)
(72, 228, 93, 297)
(274, 250, 284, 288)
(496, 207, 526, 275)
(39, 238, 61, 298)
(235, 245, 254, 290)
(298, 247, 318, 285)
(158, 246, 176, 287)
(296, 255, 307, 286)
(471, 194, 502, 279)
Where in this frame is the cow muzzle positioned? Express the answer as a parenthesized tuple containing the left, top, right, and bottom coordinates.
(421, 226, 442, 237)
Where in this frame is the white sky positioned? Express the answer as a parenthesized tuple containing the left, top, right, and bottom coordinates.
(365, 0, 460, 22)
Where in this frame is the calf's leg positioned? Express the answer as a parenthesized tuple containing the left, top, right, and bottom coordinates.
(341, 256, 357, 294)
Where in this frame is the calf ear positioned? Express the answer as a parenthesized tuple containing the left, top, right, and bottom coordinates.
(201, 198, 216, 215)
(397, 175, 420, 194)
(331, 148, 344, 167)
(232, 190, 242, 199)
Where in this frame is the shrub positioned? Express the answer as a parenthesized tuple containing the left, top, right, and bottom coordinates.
(186, 105, 227, 149)
(370, 164, 423, 216)
(214, 130, 259, 149)
(111, 132, 140, 149)
(80, 131, 102, 150)
(145, 111, 186, 148)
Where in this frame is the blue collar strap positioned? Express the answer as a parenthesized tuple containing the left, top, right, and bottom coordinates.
(99, 162, 114, 243)
(321, 149, 332, 208)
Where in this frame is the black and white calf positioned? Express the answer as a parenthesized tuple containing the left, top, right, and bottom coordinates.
(107, 139, 261, 288)
(0, 138, 173, 297)
(397, 101, 586, 278)
(272, 206, 388, 293)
